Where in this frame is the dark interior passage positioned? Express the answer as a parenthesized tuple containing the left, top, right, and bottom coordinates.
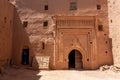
(69, 50, 75, 68)
(22, 49, 29, 65)
(68, 49, 83, 69)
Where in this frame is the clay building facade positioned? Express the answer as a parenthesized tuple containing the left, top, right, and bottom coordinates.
(0, 0, 14, 68)
(0, 0, 113, 70)
(10, 0, 113, 70)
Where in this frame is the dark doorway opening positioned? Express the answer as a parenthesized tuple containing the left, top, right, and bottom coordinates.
(68, 49, 83, 69)
(22, 49, 29, 65)
(69, 50, 75, 68)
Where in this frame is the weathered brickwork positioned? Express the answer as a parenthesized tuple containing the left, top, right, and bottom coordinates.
(0, 0, 14, 68)
(0, 0, 113, 70)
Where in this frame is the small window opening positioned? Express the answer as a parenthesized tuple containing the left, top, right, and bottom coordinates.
(106, 41, 108, 44)
(97, 5, 101, 10)
(98, 25, 103, 31)
(105, 51, 108, 53)
(90, 42, 92, 44)
(44, 5, 48, 10)
(43, 21, 48, 27)
(42, 42, 45, 49)
(87, 58, 89, 61)
(23, 21, 28, 27)
(70, 2, 77, 10)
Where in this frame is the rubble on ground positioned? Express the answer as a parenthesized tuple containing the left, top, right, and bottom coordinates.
(100, 65, 120, 73)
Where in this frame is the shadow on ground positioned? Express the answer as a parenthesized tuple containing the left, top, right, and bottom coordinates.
(0, 67, 42, 80)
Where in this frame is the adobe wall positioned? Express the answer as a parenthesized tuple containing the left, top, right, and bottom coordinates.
(10, 0, 113, 69)
(0, 0, 14, 67)
(108, 0, 120, 67)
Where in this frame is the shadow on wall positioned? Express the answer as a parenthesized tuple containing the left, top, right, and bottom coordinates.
(5, 5, 42, 80)
(11, 6, 40, 71)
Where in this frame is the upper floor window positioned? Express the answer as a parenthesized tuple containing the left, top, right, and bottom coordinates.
(23, 21, 28, 27)
(44, 5, 48, 10)
(70, 2, 77, 10)
(43, 21, 48, 27)
(98, 25, 103, 31)
(97, 5, 101, 10)
(42, 42, 45, 49)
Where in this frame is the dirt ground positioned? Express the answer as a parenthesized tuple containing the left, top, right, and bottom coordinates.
(0, 67, 120, 80)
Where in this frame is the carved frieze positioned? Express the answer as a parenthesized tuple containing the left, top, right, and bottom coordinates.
(55, 16, 95, 28)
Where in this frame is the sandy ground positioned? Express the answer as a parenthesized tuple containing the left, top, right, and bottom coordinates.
(0, 67, 120, 80)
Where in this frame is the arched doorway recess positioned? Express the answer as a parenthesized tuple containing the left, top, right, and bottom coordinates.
(68, 49, 83, 69)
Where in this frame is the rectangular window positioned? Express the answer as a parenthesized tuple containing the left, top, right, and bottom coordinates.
(23, 21, 28, 27)
(42, 42, 45, 49)
(44, 5, 48, 10)
(43, 21, 48, 27)
(98, 25, 103, 31)
(70, 2, 77, 10)
(97, 5, 101, 10)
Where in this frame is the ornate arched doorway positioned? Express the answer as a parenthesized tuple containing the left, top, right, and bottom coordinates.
(68, 49, 83, 69)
